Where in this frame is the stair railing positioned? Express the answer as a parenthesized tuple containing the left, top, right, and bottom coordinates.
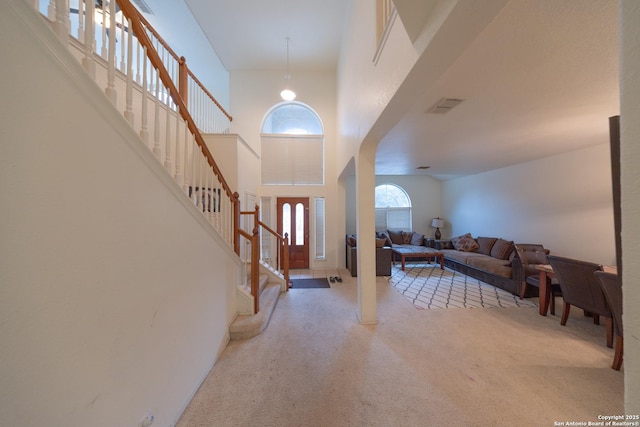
(33, 1, 257, 273)
(240, 205, 291, 311)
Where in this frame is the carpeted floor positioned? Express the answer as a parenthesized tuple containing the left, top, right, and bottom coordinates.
(176, 269, 623, 427)
(390, 263, 537, 309)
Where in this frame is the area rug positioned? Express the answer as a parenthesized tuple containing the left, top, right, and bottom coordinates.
(389, 263, 538, 310)
(290, 278, 330, 289)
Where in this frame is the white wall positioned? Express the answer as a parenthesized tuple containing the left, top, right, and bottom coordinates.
(621, 0, 640, 413)
(0, 3, 237, 426)
(230, 69, 342, 269)
(143, 0, 230, 111)
(442, 144, 615, 265)
(345, 175, 442, 237)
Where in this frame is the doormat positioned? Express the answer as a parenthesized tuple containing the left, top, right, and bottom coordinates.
(290, 278, 330, 289)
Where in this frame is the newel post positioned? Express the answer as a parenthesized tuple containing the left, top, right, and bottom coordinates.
(251, 227, 260, 313)
(233, 192, 240, 255)
(283, 232, 290, 291)
(179, 56, 188, 108)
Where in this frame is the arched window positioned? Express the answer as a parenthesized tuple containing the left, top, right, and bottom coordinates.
(262, 102, 323, 135)
(261, 102, 324, 185)
(375, 184, 412, 231)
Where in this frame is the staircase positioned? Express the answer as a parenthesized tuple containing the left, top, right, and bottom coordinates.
(30, 0, 289, 338)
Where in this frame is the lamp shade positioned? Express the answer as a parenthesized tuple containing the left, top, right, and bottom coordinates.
(431, 218, 445, 228)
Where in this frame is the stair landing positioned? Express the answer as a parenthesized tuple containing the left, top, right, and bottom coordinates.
(229, 282, 282, 340)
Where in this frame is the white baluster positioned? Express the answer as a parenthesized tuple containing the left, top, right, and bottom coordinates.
(124, 18, 134, 125)
(191, 135, 197, 206)
(196, 150, 204, 212)
(140, 51, 149, 147)
(100, 0, 107, 58)
(175, 116, 182, 186)
(183, 123, 190, 192)
(198, 155, 204, 213)
(104, 0, 117, 105)
(164, 98, 172, 171)
(76, 0, 84, 41)
(136, 43, 141, 84)
(207, 166, 213, 222)
(152, 68, 161, 159)
(81, 0, 95, 79)
(53, 0, 70, 43)
(47, 0, 55, 19)
(119, 12, 126, 71)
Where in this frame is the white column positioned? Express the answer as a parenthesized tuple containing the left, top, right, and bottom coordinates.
(355, 142, 378, 324)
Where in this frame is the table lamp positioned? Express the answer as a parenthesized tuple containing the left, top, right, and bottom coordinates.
(431, 217, 445, 240)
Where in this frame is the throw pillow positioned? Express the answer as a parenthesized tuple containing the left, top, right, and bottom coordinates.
(491, 238, 514, 260)
(476, 237, 498, 255)
(454, 236, 480, 252)
(347, 235, 357, 247)
(387, 230, 405, 245)
(380, 231, 393, 247)
(450, 233, 471, 248)
(375, 238, 386, 248)
(410, 233, 425, 246)
(402, 231, 413, 244)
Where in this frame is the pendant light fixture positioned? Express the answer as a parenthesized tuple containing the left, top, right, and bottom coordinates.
(280, 37, 296, 101)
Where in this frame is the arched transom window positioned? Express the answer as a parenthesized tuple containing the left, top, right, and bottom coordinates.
(375, 184, 412, 231)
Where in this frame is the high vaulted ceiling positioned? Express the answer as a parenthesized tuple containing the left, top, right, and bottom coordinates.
(177, 0, 619, 180)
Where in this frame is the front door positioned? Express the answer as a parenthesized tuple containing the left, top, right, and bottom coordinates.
(277, 197, 309, 269)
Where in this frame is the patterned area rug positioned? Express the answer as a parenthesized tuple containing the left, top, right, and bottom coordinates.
(389, 263, 538, 310)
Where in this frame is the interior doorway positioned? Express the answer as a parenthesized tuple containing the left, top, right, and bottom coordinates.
(277, 197, 309, 269)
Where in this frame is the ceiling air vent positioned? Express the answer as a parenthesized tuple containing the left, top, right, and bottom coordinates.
(131, 0, 153, 14)
(426, 97, 464, 114)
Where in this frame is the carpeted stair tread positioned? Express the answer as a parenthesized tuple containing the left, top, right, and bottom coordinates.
(229, 282, 281, 340)
(259, 274, 269, 294)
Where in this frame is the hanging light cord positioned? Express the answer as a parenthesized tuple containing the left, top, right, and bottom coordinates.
(285, 37, 291, 81)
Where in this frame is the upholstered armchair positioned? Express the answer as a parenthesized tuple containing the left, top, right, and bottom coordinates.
(514, 244, 562, 315)
(345, 234, 392, 277)
(595, 271, 623, 370)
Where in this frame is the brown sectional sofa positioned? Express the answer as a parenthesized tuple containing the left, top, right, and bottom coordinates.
(427, 233, 529, 296)
(346, 230, 533, 297)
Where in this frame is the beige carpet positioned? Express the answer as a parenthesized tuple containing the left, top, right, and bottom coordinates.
(176, 270, 623, 427)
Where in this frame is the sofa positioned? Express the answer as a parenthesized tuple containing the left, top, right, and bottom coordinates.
(345, 234, 392, 277)
(425, 233, 530, 296)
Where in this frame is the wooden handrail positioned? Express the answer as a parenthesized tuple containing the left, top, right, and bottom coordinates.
(120, 1, 232, 124)
(238, 229, 252, 240)
(132, 7, 181, 63)
(186, 67, 233, 122)
(116, 0, 234, 200)
(258, 220, 283, 240)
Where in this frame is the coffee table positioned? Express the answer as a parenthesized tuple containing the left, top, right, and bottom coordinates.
(391, 247, 444, 271)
